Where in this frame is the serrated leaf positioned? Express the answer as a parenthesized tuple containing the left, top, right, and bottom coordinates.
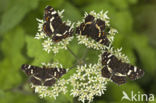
(0, 0, 39, 34)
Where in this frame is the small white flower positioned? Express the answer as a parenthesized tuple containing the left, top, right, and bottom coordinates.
(77, 35, 109, 50)
(57, 9, 64, 18)
(69, 64, 107, 102)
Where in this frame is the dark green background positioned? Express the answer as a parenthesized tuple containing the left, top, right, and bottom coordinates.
(0, 0, 156, 103)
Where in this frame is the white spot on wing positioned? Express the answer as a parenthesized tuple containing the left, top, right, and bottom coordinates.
(33, 76, 41, 81)
(28, 65, 31, 69)
(31, 69, 33, 74)
(108, 66, 112, 73)
(63, 31, 67, 35)
(108, 54, 112, 58)
(50, 17, 54, 32)
(56, 34, 62, 36)
(115, 72, 126, 76)
(51, 11, 57, 15)
(127, 70, 132, 75)
(54, 72, 57, 77)
(107, 59, 111, 64)
(134, 67, 137, 72)
(57, 68, 60, 72)
(45, 78, 53, 81)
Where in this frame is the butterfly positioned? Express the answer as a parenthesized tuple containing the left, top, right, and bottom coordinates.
(43, 6, 74, 42)
(76, 14, 110, 46)
(21, 64, 66, 86)
(101, 51, 144, 85)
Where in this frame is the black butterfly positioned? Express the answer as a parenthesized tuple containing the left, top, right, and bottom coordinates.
(101, 52, 144, 85)
(21, 64, 66, 86)
(43, 6, 74, 42)
(76, 14, 110, 46)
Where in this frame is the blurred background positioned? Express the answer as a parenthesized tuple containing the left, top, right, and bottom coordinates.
(0, 0, 156, 103)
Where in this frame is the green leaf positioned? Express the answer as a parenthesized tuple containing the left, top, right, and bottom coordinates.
(0, 90, 38, 103)
(83, 1, 115, 13)
(25, 36, 53, 65)
(108, 82, 144, 102)
(111, 11, 133, 33)
(39, 0, 64, 9)
(0, 0, 39, 34)
(0, 27, 26, 90)
(108, 0, 129, 9)
(127, 0, 138, 4)
(0, 0, 10, 13)
(70, 0, 94, 6)
(61, 1, 81, 21)
(130, 34, 156, 74)
(46, 93, 73, 103)
(53, 38, 79, 68)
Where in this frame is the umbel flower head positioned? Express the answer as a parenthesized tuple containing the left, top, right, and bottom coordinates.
(35, 8, 74, 54)
(69, 63, 108, 103)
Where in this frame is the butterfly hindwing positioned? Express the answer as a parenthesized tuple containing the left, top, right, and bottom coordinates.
(101, 66, 111, 78)
(127, 65, 144, 80)
(101, 52, 144, 85)
(21, 64, 67, 86)
(111, 75, 127, 85)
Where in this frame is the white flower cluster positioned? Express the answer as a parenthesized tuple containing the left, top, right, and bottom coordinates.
(104, 47, 130, 63)
(41, 62, 63, 69)
(41, 36, 73, 53)
(35, 10, 74, 54)
(32, 79, 68, 99)
(86, 10, 110, 26)
(76, 10, 118, 50)
(69, 64, 107, 103)
(77, 35, 107, 50)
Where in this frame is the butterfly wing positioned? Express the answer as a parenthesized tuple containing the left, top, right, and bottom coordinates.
(43, 68, 66, 86)
(127, 65, 144, 80)
(101, 66, 112, 78)
(21, 64, 67, 86)
(101, 52, 144, 85)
